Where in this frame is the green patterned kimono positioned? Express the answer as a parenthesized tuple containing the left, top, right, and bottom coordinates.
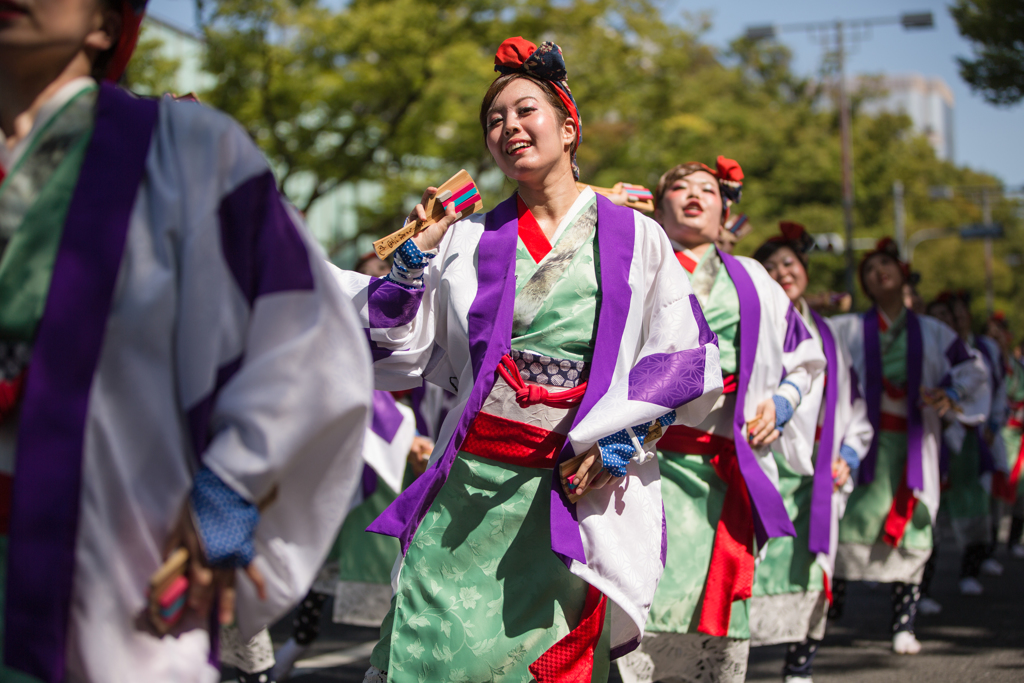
(370, 196, 606, 682)
(1003, 359, 1024, 500)
(648, 247, 748, 639)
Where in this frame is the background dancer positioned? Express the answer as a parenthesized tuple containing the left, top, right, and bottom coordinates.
(617, 160, 825, 683)
(334, 36, 724, 683)
(750, 223, 874, 683)
(829, 240, 989, 656)
(0, 1, 373, 681)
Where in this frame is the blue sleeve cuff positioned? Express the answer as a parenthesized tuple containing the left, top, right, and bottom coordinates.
(597, 411, 676, 477)
(944, 387, 961, 403)
(839, 443, 860, 472)
(773, 395, 794, 430)
(190, 467, 259, 568)
(384, 238, 436, 289)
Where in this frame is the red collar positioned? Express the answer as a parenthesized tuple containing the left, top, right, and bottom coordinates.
(516, 195, 552, 263)
(675, 250, 698, 274)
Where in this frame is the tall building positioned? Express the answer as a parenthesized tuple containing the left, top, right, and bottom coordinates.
(859, 74, 955, 162)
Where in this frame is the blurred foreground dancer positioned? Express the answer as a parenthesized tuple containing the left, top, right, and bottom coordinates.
(750, 224, 873, 683)
(990, 313, 1024, 556)
(829, 240, 988, 655)
(334, 36, 724, 683)
(617, 162, 825, 683)
(0, 2, 372, 681)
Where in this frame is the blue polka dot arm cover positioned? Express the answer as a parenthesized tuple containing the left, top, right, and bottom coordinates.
(190, 466, 259, 568)
(839, 443, 860, 473)
(384, 238, 436, 289)
(597, 411, 677, 477)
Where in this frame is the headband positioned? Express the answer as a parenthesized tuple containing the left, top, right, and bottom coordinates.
(105, 1, 149, 83)
(753, 221, 815, 266)
(493, 37, 581, 179)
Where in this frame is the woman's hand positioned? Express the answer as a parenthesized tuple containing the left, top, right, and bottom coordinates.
(410, 187, 461, 252)
(561, 444, 617, 499)
(164, 506, 266, 626)
(407, 435, 434, 477)
(832, 457, 851, 490)
(748, 399, 781, 447)
(921, 387, 955, 418)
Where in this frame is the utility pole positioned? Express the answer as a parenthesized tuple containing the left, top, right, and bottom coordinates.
(744, 12, 934, 301)
(837, 23, 856, 298)
(893, 180, 906, 255)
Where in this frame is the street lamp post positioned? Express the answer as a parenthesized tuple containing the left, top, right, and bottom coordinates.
(744, 12, 934, 300)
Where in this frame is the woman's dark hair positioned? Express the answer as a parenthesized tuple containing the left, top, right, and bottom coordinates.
(479, 73, 575, 151)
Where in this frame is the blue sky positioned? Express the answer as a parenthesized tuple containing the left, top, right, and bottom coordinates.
(148, 0, 1022, 186)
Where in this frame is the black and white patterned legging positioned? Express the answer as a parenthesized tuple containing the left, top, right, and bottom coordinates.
(890, 582, 920, 634)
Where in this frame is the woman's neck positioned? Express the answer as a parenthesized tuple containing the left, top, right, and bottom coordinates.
(875, 293, 904, 323)
(0, 53, 92, 149)
(518, 165, 582, 240)
(685, 242, 714, 260)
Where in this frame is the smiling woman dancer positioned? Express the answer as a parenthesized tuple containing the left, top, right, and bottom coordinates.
(750, 224, 874, 683)
(618, 163, 826, 683)
(828, 240, 989, 655)
(334, 37, 724, 683)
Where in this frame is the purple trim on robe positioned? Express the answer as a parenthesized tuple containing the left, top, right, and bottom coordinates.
(905, 311, 925, 491)
(219, 171, 314, 305)
(849, 365, 862, 403)
(718, 252, 797, 544)
(362, 464, 379, 499)
(371, 390, 404, 443)
(627, 347, 708, 409)
(549, 196, 638, 565)
(186, 356, 243, 459)
(808, 311, 838, 555)
(610, 635, 642, 661)
(367, 277, 425, 329)
(367, 196, 519, 552)
(689, 294, 717, 347)
(945, 337, 973, 368)
(783, 302, 813, 353)
(660, 503, 668, 566)
(859, 310, 883, 485)
(364, 328, 394, 362)
(4, 85, 158, 683)
(410, 385, 430, 437)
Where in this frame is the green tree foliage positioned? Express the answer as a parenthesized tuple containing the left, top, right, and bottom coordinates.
(194, 0, 1022, 333)
(124, 26, 182, 95)
(951, 0, 1024, 106)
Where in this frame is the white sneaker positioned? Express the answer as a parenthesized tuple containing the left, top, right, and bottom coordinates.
(784, 676, 813, 683)
(270, 638, 309, 682)
(1012, 544, 1024, 559)
(958, 576, 984, 595)
(980, 558, 1004, 576)
(892, 631, 922, 654)
(917, 596, 942, 615)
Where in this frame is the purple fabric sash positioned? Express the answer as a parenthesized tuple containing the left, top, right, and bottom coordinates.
(549, 196, 636, 565)
(4, 85, 158, 683)
(859, 308, 924, 490)
(370, 390, 404, 443)
(367, 195, 519, 551)
(808, 311, 838, 555)
(718, 253, 796, 544)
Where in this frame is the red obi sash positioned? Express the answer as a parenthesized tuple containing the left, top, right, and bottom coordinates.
(461, 355, 588, 468)
(660, 424, 754, 636)
(877, 412, 917, 547)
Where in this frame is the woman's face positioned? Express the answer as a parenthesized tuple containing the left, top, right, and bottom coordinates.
(761, 245, 808, 303)
(861, 254, 904, 302)
(927, 303, 955, 330)
(655, 170, 723, 249)
(484, 78, 576, 185)
(0, 0, 115, 69)
(952, 299, 972, 336)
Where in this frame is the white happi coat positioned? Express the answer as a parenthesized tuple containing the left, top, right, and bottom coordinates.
(1, 82, 372, 683)
(787, 300, 874, 574)
(830, 311, 989, 521)
(335, 190, 724, 656)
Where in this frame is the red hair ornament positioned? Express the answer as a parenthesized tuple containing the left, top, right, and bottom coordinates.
(105, 1, 149, 82)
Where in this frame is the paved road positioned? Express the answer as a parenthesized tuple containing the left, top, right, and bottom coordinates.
(223, 524, 1024, 682)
